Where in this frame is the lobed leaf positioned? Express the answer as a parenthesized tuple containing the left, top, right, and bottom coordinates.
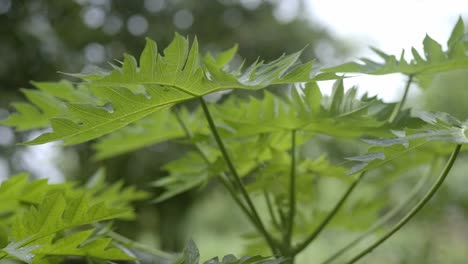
(172, 240, 285, 264)
(0, 171, 146, 263)
(3, 34, 333, 146)
(93, 106, 207, 160)
(322, 17, 468, 88)
(346, 111, 468, 175)
(212, 80, 390, 137)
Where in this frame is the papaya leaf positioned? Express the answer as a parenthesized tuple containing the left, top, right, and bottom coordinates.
(248, 153, 348, 203)
(83, 168, 150, 218)
(172, 240, 199, 264)
(346, 111, 468, 175)
(3, 34, 335, 146)
(32, 229, 134, 261)
(172, 240, 284, 264)
(153, 131, 304, 203)
(1, 192, 132, 263)
(0, 171, 146, 263)
(212, 80, 390, 137)
(152, 151, 217, 203)
(1, 81, 98, 131)
(2, 240, 40, 264)
(0, 174, 72, 222)
(93, 106, 207, 160)
(322, 17, 468, 88)
(11, 192, 127, 242)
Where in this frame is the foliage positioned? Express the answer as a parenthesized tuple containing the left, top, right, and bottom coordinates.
(1, 18, 468, 264)
(0, 170, 148, 263)
(322, 17, 468, 88)
(172, 240, 288, 264)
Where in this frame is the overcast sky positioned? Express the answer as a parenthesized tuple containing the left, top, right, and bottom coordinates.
(306, 0, 468, 100)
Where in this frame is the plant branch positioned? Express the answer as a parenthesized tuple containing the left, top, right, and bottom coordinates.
(345, 144, 461, 264)
(198, 97, 279, 253)
(389, 75, 413, 124)
(292, 172, 365, 255)
(320, 161, 434, 264)
(285, 129, 297, 247)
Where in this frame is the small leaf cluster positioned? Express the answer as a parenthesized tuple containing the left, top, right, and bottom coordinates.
(172, 240, 287, 264)
(0, 170, 148, 264)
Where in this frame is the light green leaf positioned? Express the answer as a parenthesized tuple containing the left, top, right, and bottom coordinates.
(153, 150, 218, 203)
(33, 229, 133, 261)
(93, 107, 207, 160)
(1, 81, 97, 130)
(5, 34, 327, 146)
(172, 240, 200, 264)
(322, 18, 468, 88)
(346, 111, 468, 175)
(3, 240, 40, 264)
(213, 80, 388, 137)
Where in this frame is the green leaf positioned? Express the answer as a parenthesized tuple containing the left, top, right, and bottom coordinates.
(5, 34, 329, 146)
(1, 81, 98, 131)
(153, 131, 306, 203)
(32, 229, 134, 261)
(423, 34, 445, 62)
(346, 111, 468, 175)
(213, 80, 389, 137)
(3, 240, 40, 264)
(204, 44, 239, 68)
(204, 255, 275, 264)
(11, 192, 126, 242)
(172, 240, 200, 264)
(83, 168, 149, 218)
(322, 18, 468, 87)
(172, 240, 281, 264)
(153, 151, 215, 203)
(93, 106, 207, 160)
(0, 170, 146, 263)
(0, 174, 72, 221)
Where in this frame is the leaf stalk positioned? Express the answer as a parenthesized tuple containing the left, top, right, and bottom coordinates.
(285, 130, 297, 248)
(107, 230, 175, 260)
(174, 108, 263, 244)
(199, 97, 280, 254)
(345, 144, 461, 264)
(292, 172, 365, 255)
(389, 75, 413, 124)
(320, 159, 435, 264)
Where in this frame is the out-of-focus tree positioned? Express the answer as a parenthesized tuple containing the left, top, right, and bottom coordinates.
(0, 0, 348, 91)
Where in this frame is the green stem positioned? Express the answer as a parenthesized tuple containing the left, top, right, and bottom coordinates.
(198, 97, 279, 253)
(320, 162, 433, 264)
(285, 130, 297, 247)
(174, 109, 210, 165)
(218, 174, 257, 223)
(389, 75, 413, 124)
(345, 144, 461, 264)
(278, 205, 288, 230)
(292, 172, 365, 255)
(264, 190, 281, 230)
(107, 230, 174, 260)
(174, 108, 260, 239)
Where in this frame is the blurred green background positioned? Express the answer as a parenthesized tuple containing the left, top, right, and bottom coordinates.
(1, 0, 468, 263)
